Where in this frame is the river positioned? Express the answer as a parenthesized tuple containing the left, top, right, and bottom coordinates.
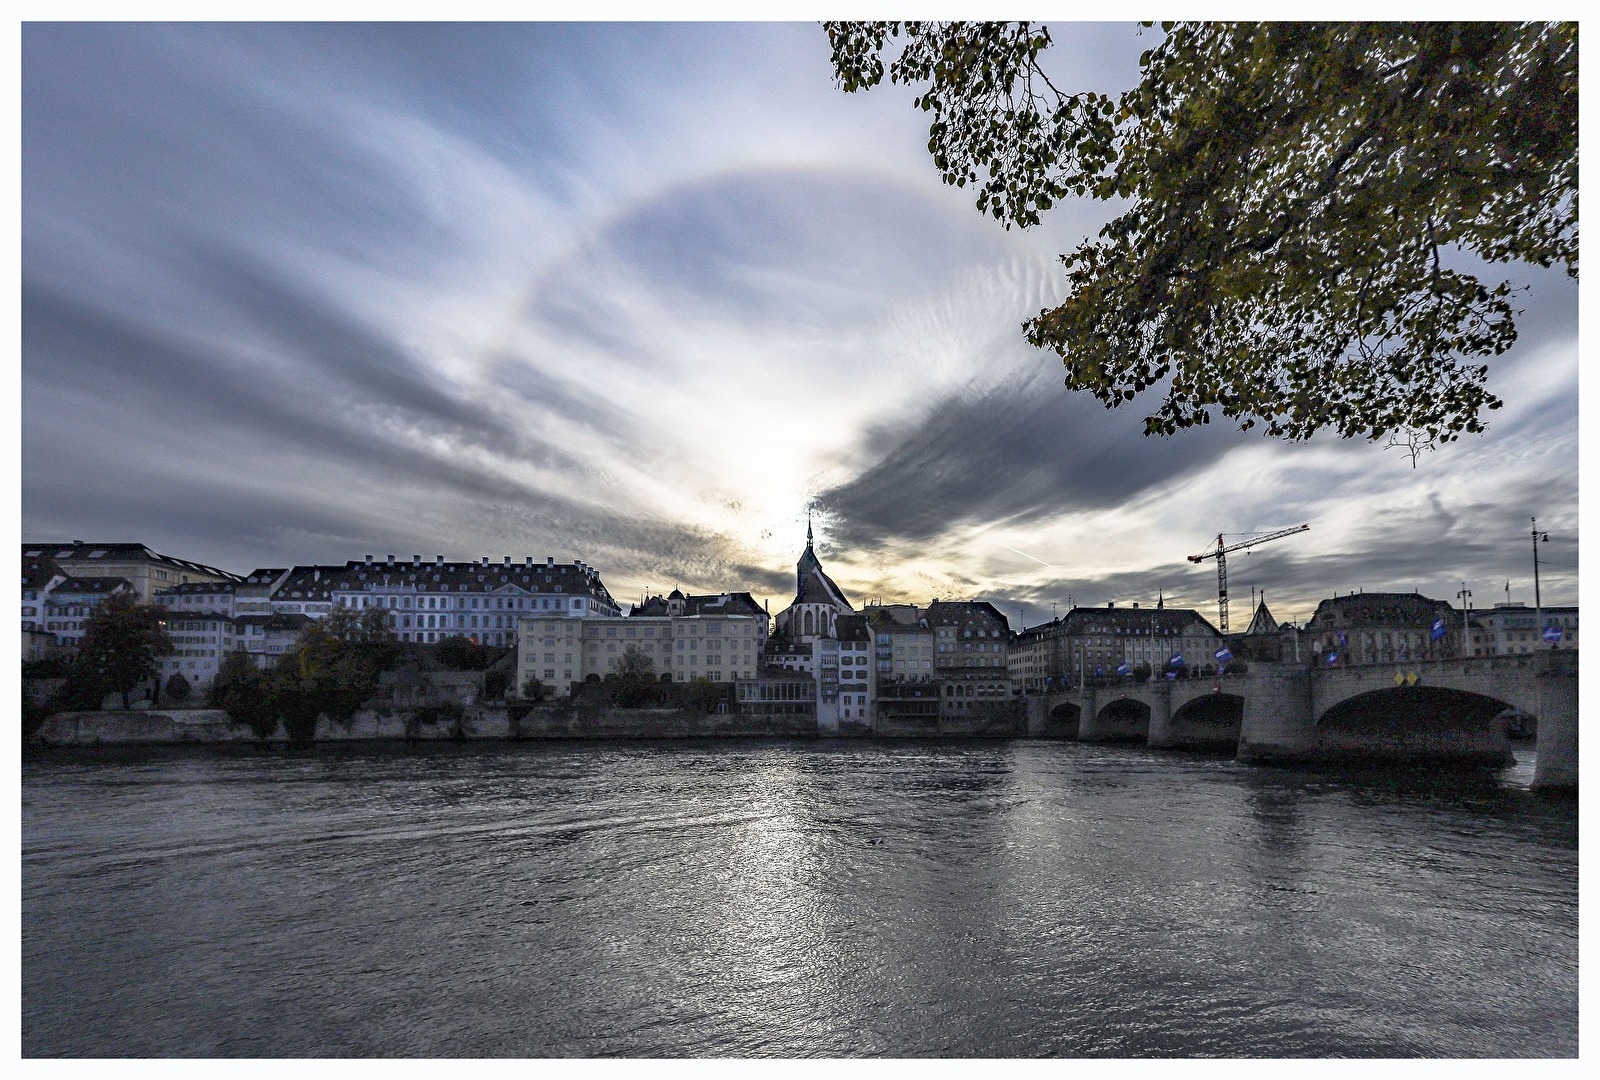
(21, 739, 1577, 1057)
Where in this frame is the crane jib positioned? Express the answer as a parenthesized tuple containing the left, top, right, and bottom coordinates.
(1184, 525, 1310, 635)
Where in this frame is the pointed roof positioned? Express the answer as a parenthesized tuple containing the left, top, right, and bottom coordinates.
(793, 548, 852, 612)
(1244, 597, 1279, 636)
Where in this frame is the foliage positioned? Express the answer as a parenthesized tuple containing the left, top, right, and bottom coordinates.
(1132, 662, 1152, 682)
(211, 648, 278, 739)
(609, 646, 660, 708)
(22, 691, 59, 743)
(69, 593, 172, 709)
(482, 669, 509, 700)
(163, 672, 191, 703)
(22, 656, 72, 679)
(826, 21, 1577, 446)
(1223, 659, 1249, 675)
(682, 677, 723, 714)
(414, 701, 465, 726)
(265, 608, 404, 742)
(520, 676, 550, 703)
(269, 675, 326, 745)
(436, 634, 492, 671)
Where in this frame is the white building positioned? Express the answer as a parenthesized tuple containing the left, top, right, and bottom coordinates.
(865, 604, 936, 682)
(155, 581, 242, 617)
(21, 557, 66, 636)
(1468, 602, 1579, 655)
(156, 611, 234, 690)
(517, 609, 767, 698)
(826, 616, 874, 732)
(264, 566, 339, 619)
(20, 541, 237, 602)
(327, 554, 621, 646)
(39, 575, 136, 650)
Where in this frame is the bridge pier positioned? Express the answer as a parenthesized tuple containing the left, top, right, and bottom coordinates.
(1143, 682, 1178, 748)
(1235, 665, 1317, 764)
(1074, 688, 1108, 741)
(1533, 669, 1578, 792)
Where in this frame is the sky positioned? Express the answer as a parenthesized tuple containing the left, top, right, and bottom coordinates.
(19, 20, 1580, 630)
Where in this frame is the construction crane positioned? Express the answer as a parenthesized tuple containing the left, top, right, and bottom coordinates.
(1187, 525, 1310, 634)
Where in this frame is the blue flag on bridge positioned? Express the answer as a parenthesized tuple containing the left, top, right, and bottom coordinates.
(1094, 666, 1104, 678)
(1430, 617, 1447, 641)
(1165, 671, 1177, 679)
(1168, 653, 1184, 667)
(1116, 662, 1132, 676)
(1543, 625, 1563, 643)
(1327, 651, 1340, 666)
(1214, 646, 1233, 665)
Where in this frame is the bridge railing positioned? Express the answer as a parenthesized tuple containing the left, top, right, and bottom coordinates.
(1308, 652, 1575, 678)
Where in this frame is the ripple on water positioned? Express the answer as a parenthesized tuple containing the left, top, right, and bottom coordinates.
(22, 740, 1577, 1057)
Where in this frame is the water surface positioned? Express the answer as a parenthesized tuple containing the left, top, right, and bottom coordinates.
(22, 740, 1577, 1057)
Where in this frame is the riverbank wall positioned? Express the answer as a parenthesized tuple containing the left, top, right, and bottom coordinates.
(30, 706, 820, 747)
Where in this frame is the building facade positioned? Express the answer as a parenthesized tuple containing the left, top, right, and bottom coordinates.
(926, 600, 1015, 716)
(517, 610, 767, 698)
(1304, 591, 1462, 664)
(1467, 603, 1579, 655)
(39, 576, 137, 650)
(324, 554, 621, 645)
(20, 542, 237, 602)
(1008, 602, 1225, 689)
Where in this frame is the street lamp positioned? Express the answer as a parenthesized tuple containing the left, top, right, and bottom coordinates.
(1532, 517, 1550, 646)
(1457, 583, 1472, 658)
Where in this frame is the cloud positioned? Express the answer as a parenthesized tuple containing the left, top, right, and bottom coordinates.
(815, 363, 1247, 551)
(20, 23, 1578, 624)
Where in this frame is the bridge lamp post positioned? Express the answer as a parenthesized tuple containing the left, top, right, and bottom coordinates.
(1532, 517, 1549, 647)
(1457, 584, 1472, 659)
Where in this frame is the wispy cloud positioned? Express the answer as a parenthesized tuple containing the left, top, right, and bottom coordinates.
(21, 23, 1577, 625)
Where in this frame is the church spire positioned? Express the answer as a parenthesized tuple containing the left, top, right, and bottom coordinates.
(806, 511, 813, 550)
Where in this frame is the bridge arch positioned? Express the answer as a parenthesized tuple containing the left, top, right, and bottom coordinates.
(1046, 700, 1080, 738)
(1093, 697, 1150, 742)
(1169, 692, 1244, 749)
(1315, 686, 1516, 765)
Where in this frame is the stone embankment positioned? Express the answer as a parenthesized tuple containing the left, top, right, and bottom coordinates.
(30, 706, 819, 747)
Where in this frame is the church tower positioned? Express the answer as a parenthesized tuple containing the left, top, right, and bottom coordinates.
(777, 513, 853, 643)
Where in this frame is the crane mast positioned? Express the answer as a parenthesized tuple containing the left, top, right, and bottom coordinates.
(1187, 524, 1310, 634)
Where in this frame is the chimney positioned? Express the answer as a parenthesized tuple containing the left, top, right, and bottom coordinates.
(73, 539, 84, 545)
(1132, 602, 1140, 609)
(435, 555, 443, 565)
(546, 557, 554, 567)
(504, 556, 511, 565)
(413, 555, 421, 565)
(387, 554, 395, 565)
(365, 554, 373, 566)
(1107, 601, 1115, 608)
(481, 556, 489, 566)
(525, 557, 533, 566)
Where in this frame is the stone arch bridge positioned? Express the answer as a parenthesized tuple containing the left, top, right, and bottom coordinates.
(1029, 652, 1576, 790)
